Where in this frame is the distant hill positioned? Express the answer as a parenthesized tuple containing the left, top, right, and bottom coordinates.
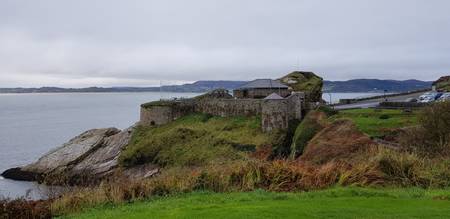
(0, 79, 432, 94)
(323, 79, 432, 93)
(0, 81, 248, 94)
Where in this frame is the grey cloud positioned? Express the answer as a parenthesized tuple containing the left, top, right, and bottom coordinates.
(1, 0, 449, 87)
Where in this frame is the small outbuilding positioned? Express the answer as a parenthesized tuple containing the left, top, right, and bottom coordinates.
(233, 79, 291, 99)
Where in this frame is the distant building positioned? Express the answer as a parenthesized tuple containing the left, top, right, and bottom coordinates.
(233, 79, 291, 99)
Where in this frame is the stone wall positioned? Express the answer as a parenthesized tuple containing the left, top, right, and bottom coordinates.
(195, 98, 262, 117)
(140, 101, 195, 126)
(287, 92, 305, 120)
(261, 99, 289, 131)
(140, 106, 173, 126)
(140, 92, 305, 132)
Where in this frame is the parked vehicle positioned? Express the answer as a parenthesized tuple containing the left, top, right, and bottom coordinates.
(438, 93, 450, 102)
(418, 92, 442, 103)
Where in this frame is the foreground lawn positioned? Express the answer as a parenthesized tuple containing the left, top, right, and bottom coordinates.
(62, 187, 450, 219)
(330, 108, 418, 137)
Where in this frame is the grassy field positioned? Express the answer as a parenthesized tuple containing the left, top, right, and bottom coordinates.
(61, 187, 450, 219)
(330, 109, 419, 137)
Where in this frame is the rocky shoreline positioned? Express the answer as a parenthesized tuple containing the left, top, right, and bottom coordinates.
(1, 126, 159, 185)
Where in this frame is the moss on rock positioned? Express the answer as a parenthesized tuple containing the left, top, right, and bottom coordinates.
(279, 71, 323, 102)
(433, 76, 450, 92)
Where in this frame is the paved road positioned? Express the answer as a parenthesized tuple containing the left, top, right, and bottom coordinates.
(334, 92, 426, 110)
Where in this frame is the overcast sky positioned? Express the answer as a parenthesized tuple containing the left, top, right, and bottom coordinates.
(1, 0, 449, 87)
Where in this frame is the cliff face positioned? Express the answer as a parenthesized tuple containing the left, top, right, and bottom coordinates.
(1, 126, 159, 185)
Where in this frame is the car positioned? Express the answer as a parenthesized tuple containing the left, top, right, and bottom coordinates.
(418, 92, 441, 103)
(419, 96, 435, 103)
(438, 93, 450, 102)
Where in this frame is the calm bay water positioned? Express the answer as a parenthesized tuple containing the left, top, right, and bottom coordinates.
(0, 92, 377, 199)
(0, 92, 198, 199)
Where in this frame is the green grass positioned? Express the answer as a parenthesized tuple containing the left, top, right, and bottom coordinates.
(119, 114, 281, 167)
(330, 109, 419, 137)
(141, 100, 178, 108)
(61, 187, 450, 219)
(436, 79, 450, 92)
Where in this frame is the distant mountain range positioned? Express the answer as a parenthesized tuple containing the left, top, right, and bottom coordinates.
(323, 79, 432, 93)
(0, 81, 248, 94)
(0, 79, 432, 94)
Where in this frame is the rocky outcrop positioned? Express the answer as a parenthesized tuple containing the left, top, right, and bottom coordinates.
(70, 127, 132, 178)
(1, 126, 159, 185)
(22, 128, 120, 175)
(279, 71, 323, 102)
(433, 76, 450, 92)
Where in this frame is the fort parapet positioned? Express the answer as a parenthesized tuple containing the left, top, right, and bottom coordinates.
(139, 90, 305, 132)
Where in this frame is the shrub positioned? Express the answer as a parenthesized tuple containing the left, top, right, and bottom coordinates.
(399, 102, 450, 155)
(379, 114, 390, 120)
(418, 102, 450, 152)
(317, 105, 338, 117)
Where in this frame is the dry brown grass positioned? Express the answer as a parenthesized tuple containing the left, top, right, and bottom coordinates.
(50, 145, 450, 216)
(300, 119, 375, 164)
(0, 198, 51, 219)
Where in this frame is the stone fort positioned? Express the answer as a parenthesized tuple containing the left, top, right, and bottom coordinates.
(139, 79, 307, 132)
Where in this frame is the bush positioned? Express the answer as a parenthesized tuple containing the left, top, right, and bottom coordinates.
(317, 105, 338, 117)
(400, 102, 450, 155)
(419, 102, 450, 151)
(379, 114, 390, 120)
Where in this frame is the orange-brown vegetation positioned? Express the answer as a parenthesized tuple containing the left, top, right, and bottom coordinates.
(0, 199, 51, 219)
(301, 119, 375, 164)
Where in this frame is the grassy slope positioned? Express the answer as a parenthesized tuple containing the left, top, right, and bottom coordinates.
(290, 111, 326, 158)
(120, 114, 280, 167)
(62, 187, 450, 219)
(330, 109, 418, 137)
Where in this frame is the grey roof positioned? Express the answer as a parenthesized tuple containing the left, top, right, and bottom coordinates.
(264, 93, 284, 100)
(237, 79, 288, 90)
